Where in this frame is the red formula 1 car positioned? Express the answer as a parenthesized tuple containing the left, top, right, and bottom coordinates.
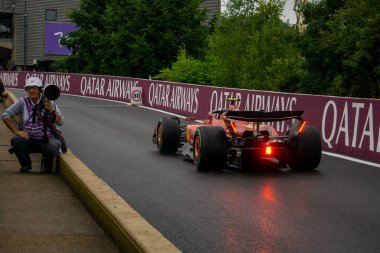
(152, 99, 322, 171)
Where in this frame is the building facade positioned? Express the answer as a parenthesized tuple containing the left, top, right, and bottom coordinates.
(0, 0, 79, 71)
(0, 0, 220, 71)
(200, 0, 221, 24)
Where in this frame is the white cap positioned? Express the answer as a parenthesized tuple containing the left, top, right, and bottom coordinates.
(24, 77, 43, 89)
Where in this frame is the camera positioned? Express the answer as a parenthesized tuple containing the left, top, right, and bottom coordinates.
(32, 84, 61, 120)
(43, 84, 60, 101)
(29, 84, 61, 143)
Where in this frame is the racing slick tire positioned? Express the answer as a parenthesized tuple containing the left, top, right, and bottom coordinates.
(156, 117, 180, 154)
(287, 125, 322, 171)
(193, 126, 227, 171)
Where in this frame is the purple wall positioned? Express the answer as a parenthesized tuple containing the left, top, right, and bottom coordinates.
(45, 22, 79, 55)
(1, 71, 379, 164)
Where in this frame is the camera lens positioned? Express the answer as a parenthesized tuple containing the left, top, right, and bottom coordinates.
(43, 85, 60, 100)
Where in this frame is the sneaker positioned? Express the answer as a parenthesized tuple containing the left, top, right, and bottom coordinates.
(20, 166, 32, 173)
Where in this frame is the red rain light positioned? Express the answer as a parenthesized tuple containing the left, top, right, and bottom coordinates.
(265, 146, 272, 155)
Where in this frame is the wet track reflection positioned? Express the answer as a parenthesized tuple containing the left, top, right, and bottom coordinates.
(10, 89, 380, 253)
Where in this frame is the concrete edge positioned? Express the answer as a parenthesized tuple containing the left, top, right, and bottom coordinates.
(4, 92, 181, 253)
(59, 151, 180, 253)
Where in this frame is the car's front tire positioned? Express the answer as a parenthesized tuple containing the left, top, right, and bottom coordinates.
(156, 117, 180, 154)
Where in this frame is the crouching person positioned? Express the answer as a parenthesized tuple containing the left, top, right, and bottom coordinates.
(1, 77, 64, 173)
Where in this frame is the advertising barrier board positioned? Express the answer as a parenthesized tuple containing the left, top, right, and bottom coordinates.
(1, 71, 379, 164)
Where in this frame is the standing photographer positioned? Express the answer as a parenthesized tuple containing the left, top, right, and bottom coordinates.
(1, 77, 64, 173)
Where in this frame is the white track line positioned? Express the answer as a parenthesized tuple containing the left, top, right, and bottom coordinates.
(322, 151, 380, 168)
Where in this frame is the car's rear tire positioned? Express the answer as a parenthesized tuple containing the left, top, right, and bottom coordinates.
(193, 126, 227, 171)
(156, 117, 180, 154)
(287, 125, 322, 170)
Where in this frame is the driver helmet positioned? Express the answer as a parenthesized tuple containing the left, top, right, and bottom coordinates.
(226, 97, 240, 111)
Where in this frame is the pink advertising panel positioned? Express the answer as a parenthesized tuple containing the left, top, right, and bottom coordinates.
(1, 71, 379, 164)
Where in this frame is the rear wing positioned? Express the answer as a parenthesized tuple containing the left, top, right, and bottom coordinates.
(221, 110, 304, 122)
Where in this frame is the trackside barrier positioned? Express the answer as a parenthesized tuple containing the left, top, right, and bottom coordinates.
(3, 92, 181, 253)
(1, 70, 379, 164)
